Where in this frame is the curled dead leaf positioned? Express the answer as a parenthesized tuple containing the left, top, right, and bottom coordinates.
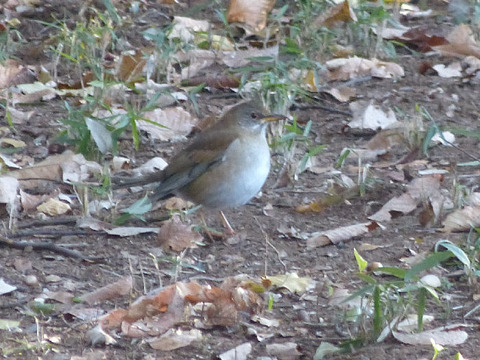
(442, 206, 480, 232)
(227, 0, 276, 33)
(79, 276, 133, 306)
(313, 0, 357, 28)
(307, 221, 381, 248)
(158, 215, 202, 251)
(36, 198, 71, 216)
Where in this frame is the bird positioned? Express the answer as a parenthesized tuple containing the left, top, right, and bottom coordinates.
(113, 101, 285, 230)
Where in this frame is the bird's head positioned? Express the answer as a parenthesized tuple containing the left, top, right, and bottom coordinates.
(222, 102, 286, 131)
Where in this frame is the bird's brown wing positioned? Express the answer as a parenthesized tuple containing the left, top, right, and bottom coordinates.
(150, 129, 239, 201)
(112, 129, 239, 200)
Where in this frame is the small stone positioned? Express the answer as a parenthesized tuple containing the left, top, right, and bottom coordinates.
(25, 275, 38, 286)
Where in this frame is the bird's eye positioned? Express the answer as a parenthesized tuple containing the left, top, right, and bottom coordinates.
(250, 112, 258, 119)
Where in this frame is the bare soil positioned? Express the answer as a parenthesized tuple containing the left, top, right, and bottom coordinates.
(1, 1, 480, 359)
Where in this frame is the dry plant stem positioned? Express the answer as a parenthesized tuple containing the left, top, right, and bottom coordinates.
(464, 303, 480, 318)
(139, 261, 148, 295)
(16, 217, 78, 229)
(8, 229, 90, 238)
(254, 216, 287, 275)
(295, 104, 351, 117)
(128, 257, 137, 300)
(150, 253, 164, 288)
(443, 140, 480, 163)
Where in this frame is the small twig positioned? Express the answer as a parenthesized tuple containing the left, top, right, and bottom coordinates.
(0, 300, 29, 309)
(188, 275, 225, 282)
(0, 234, 102, 261)
(293, 104, 351, 117)
(443, 139, 480, 163)
(16, 217, 78, 229)
(206, 93, 241, 100)
(254, 216, 287, 274)
(8, 229, 91, 238)
(465, 303, 480, 318)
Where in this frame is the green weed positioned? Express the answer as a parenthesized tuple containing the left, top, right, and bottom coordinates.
(336, 247, 455, 350)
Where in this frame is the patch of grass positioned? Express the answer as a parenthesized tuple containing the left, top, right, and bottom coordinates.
(348, 1, 396, 58)
(335, 247, 455, 350)
(338, 234, 480, 352)
(270, 114, 325, 178)
(0, 19, 23, 64)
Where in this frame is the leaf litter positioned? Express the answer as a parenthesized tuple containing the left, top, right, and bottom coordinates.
(1, 0, 480, 359)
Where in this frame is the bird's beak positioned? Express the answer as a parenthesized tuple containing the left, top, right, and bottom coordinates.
(260, 114, 286, 123)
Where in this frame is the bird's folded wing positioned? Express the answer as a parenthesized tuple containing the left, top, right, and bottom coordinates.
(150, 130, 240, 200)
(112, 130, 240, 199)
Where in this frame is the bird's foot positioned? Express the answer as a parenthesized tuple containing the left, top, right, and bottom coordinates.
(219, 211, 235, 235)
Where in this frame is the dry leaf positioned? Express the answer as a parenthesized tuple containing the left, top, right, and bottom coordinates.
(420, 274, 441, 288)
(326, 57, 404, 81)
(0, 176, 19, 205)
(219, 342, 252, 360)
(434, 24, 480, 58)
(307, 221, 380, 248)
(138, 107, 197, 141)
(90, 276, 264, 343)
(380, 25, 448, 52)
(79, 276, 133, 306)
(266, 342, 302, 359)
(148, 328, 202, 350)
(349, 100, 399, 130)
(0, 278, 17, 295)
(0, 59, 36, 89)
(432, 62, 462, 78)
(369, 175, 443, 222)
(328, 288, 363, 309)
(86, 325, 117, 346)
(392, 326, 468, 346)
(13, 257, 32, 273)
(227, 0, 276, 33)
(106, 227, 160, 237)
(6, 107, 35, 124)
(169, 16, 210, 43)
(396, 314, 434, 333)
(116, 49, 150, 82)
(431, 130, 455, 145)
(111, 156, 131, 172)
(369, 193, 417, 222)
(366, 129, 405, 151)
(321, 86, 356, 102)
(265, 272, 314, 294)
(0, 138, 26, 148)
(313, 0, 357, 28)
(158, 215, 202, 251)
(442, 206, 480, 232)
(222, 45, 279, 68)
(20, 190, 57, 211)
(41, 290, 75, 304)
(36, 198, 71, 216)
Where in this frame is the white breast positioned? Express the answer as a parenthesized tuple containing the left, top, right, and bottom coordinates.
(178, 132, 271, 209)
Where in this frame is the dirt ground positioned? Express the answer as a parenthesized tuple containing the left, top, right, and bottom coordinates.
(1, 1, 480, 359)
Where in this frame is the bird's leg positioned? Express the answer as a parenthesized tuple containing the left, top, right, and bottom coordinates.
(200, 212, 215, 242)
(219, 210, 235, 235)
(198, 210, 236, 239)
